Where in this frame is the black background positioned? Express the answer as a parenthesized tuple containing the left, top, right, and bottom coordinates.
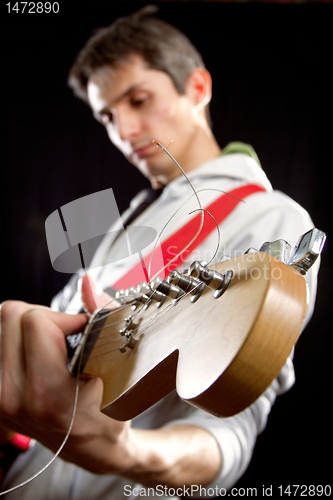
(2, 0, 332, 495)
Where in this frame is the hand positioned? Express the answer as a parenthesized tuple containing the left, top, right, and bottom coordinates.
(0, 282, 132, 474)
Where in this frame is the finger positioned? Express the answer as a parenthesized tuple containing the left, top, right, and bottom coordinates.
(0, 303, 87, 389)
(1, 303, 87, 398)
(0, 301, 43, 394)
(0, 301, 55, 428)
(22, 310, 88, 373)
(81, 274, 117, 313)
(19, 307, 88, 404)
(20, 309, 89, 432)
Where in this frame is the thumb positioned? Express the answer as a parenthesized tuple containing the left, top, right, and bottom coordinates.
(81, 274, 116, 313)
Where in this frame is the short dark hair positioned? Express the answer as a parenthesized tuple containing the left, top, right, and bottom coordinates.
(68, 5, 206, 103)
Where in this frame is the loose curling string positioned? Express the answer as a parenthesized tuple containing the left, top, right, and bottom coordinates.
(148, 141, 205, 283)
(147, 182, 247, 283)
(0, 339, 84, 496)
(188, 208, 221, 266)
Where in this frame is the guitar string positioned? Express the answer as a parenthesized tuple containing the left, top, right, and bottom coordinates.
(147, 141, 204, 284)
(147, 186, 246, 283)
(86, 294, 174, 360)
(131, 284, 202, 341)
(147, 143, 245, 284)
(77, 267, 197, 361)
(77, 289, 166, 360)
(146, 186, 243, 285)
(88, 300, 137, 324)
(145, 185, 245, 285)
(187, 208, 221, 265)
(82, 284, 200, 360)
(81, 288, 164, 353)
(88, 290, 159, 336)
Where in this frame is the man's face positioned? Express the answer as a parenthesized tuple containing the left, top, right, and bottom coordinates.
(87, 55, 202, 187)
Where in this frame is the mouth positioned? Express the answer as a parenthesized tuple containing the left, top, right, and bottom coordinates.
(132, 142, 155, 160)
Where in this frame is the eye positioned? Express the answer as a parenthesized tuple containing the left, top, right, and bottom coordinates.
(131, 92, 149, 107)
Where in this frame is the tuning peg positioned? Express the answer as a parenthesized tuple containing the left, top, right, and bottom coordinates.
(136, 282, 166, 308)
(167, 270, 205, 303)
(115, 287, 141, 306)
(150, 277, 184, 300)
(288, 228, 326, 275)
(167, 269, 200, 292)
(259, 239, 292, 264)
(188, 261, 233, 299)
(115, 288, 130, 304)
(119, 332, 138, 353)
(136, 282, 150, 295)
(115, 288, 125, 299)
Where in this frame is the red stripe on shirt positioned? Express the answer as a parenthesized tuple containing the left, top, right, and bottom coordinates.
(112, 184, 266, 290)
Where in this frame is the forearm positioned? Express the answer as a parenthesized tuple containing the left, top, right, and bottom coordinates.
(90, 423, 222, 489)
(127, 424, 222, 488)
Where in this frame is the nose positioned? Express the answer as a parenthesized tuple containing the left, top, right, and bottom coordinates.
(115, 107, 141, 142)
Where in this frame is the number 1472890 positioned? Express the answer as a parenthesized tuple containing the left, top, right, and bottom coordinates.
(6, 2, 60, 14)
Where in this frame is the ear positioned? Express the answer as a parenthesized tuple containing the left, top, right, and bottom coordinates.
(185, 68, 212, 111)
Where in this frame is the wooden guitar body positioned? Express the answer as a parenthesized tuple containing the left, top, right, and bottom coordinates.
(70, 252, 307, 421)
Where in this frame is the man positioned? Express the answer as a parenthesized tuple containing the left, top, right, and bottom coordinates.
(0, 6, 318, 499)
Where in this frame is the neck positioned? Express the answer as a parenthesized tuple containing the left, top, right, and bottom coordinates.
(185, 127, 221, 172)
(183, 134, 221, 175)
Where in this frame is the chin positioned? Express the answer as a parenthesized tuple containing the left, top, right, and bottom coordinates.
(133, 153, 175, 183)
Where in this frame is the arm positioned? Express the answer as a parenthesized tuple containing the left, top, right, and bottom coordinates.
(0, 280, 221, 489)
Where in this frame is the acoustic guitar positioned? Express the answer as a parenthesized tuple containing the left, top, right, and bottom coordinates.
(67, 228, 325, 421)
